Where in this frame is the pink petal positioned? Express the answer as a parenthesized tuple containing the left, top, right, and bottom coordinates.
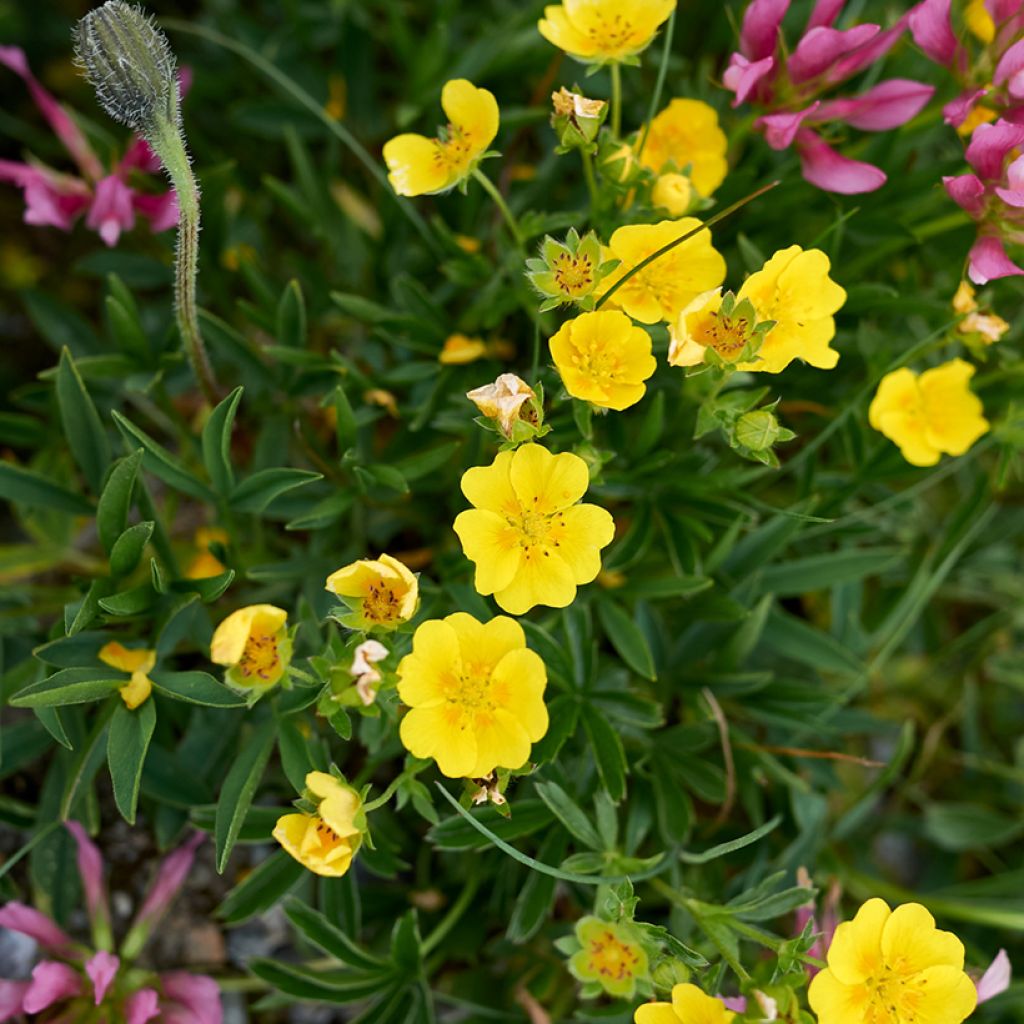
(133, 833, 205, 932)
(807, 0, 846, 30)
(120, 137, 162, 175)
(943, 88, 987, 128)
(788, 24, 879, 83)
(994, 39, 1024, 99)
(816, 79, 934, 130)
(85, 950, 119, 1005)
(796, 129, 887, 192)
(0, 159, 90, 230)
(758, 103, 822, 148)
(965, 119, 1024, 179)
(133, 189, 180, 233)
(161, 973, 223, 1024)
(85, 175, 136, 247)
(723, 53, 776, 106)
(985, 0, 1022, 22)
(23, 961, 81, 1015)
(942, 173, 986, 216)
(0, 902, 74, 952)
(908, 0, 958, 64)
(65, 822, 109, 929)
(740, 0, 791, 60)
(0, 980, 29, 1024)
(721, 996, 747, 1012)
(968, 235, 1024, 283)
(0, 45, 103, 181)
(125, 989, 162, 1024)
(825, 17, 910, 84)
(976, 949, 1012, 1003)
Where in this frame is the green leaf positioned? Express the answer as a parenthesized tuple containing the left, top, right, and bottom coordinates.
(327, 385, 357, 451)
(202, 386, 244, 495)
(105, 292, 149, 362)
(283, 898, 388, 970)
(96, 449, 143, 553)
(108, 698, 156, 823)
(173, 569, 235, 603)
(534, 781, 604, 851)
(581, 704, 628, 802)
(111, 411, 215, 501)
(108, 521, 154, 578)
(10, 669, 121, 708)
(679, 815, 782, 864)
(755, 547, 903, 596)
(0, 462, 92, 515)
(149, 670, 246, 708)
(230, 468, 323, 513)
(218, 848, 305, 924)
(56, 347, 110, 492)
(389, 910, 422, 975)
(277, 279, 307, 347)
(98, 583, 156, 617)
(247, 958, 394, 1003)
(597, 600, 656, 680)
(215, 718, 277, 872)
(924, 803, 1024, 852)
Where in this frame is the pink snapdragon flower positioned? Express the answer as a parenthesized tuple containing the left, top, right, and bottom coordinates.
(723, 0, 933, 193)
(943, 118, 1024, 281)
(909, 0, 1024, 131)
(0, 45, 181, 246)
(0, 823, 222, 1024)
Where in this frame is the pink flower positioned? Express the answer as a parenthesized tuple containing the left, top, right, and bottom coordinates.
(0, 981, 29, 1024)
(909, 0, 961, 66)
(968, 235, 1024, 283)
(86, 174, 137, 246)
(125, 988, 162, 1024)
(796, 129, 887, 193)
(65, 822, 109, 934)
(162, 972, 223, 1024)
(22, 962, 81, 1015)
(0, 902, 74, 953)
(976, 949, 1012, 1003)
(85, 951, 120, 1004)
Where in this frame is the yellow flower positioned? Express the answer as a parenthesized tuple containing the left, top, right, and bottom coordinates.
(383, 79, 499, 197)
(570, 917, 649, 998)
(635, 984, 735, 1024)
(539, 0, 676, 64)
(549, 310, 656, 410)
(467, 373, 539, 439)
(185, 526, 228, 579)
(597, 219, 726, 324)
(98, 642, 155, 710)
(325, 553, 419, 631)
(439, 333, 489, 365)
(735, 245, 846, 373)
(651, 172, 693, 217)
(808, 898, 977, 1024)
(453, 444, 615, 614)
(397, 612, 548, 778)
(952, 280, 977, 315)
(210, 604, 291, 694)
(868, 359, 989, 467)
(273, 771, 364, 878)
(965, 0, 995, 42)
(641, 99, 728, 197)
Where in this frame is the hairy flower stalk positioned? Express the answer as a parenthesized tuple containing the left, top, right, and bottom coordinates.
(75, 1, 217, 402)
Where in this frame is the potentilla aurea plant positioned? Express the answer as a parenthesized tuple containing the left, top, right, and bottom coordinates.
(723, 0, 934, 193)
(943, 118, 1024, 281)
(0, 45, 181, 245)
(910, 0, 1024, 132)
(0, 823, 222, 1024)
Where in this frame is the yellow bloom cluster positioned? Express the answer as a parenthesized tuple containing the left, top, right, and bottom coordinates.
(641, 98, 729, 202)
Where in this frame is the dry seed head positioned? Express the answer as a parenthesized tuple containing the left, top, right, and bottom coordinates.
(74, 1, 177, 137)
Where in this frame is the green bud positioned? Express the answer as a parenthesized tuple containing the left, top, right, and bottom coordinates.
(74, 1, 177, 139)
(525, 228, 615, 312)
(651, 957, 691, 990)
(735, 409, 784, 452)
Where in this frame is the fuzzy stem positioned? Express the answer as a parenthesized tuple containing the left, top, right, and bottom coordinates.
(149, 100, 218, 404)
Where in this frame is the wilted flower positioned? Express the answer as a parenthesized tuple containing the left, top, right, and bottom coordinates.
(953, 281, 1010, 344)
(210, 604, 292, 696)
(467, 373, 542, 440)
(551, 87, 608, 152)
(350, 639, 388, 706)
(383, 79, 498, 196)
(0, 45, 179, 245)
(723, 1, 933, 193)
(325, 554, 419, 631)
(868, 359, 989, 466)
(538, 0, 676, 65)
(397, 613, 548, 778)
(640, 98, 729, 198)
(98, 641, 156, 710)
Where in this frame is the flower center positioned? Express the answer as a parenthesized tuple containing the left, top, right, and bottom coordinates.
(553, 251, 594, 296)
(238, 630, 282, 682)
(585, 14, 636, 50)
(364, 582, 401, 623)
(692, 310, 749, 359)
(584, 929, 642, 981)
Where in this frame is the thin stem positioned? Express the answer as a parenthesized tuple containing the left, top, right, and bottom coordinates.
(472, 168, 525, 249)
(421, 873, 480, 955)
(150, 107, 218, 404)
(636, 10, 676, 161)
(595, 179, 780, 311)
(610, 62, 622, 138)
(580, 147, 599, 211)
(362, 772, 407, 812)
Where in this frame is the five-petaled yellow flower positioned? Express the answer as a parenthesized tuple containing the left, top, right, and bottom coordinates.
(539, 0, 676, 64)
(383, 79, 498, 196)
(453, 443, 615, 614)
(635, 983, 735, 1024)
(273, 771, 365, 878)
(210, 604, 292, 695)
(549, 310, 656, 410)
(325, 553, 419, 631)
(597, 220, 726, 324)
(868, 359, 989, 467)
(99, 641, 155, 710)
(808, 898, 977, 1024)
(397, 612, 548, 778)
(570, 917, 649, 998)
(641, 99, 729, 198)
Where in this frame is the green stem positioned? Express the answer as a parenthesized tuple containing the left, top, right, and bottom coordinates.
(636, 10, 675, 161)
(362, 772, 406, 813)
(422, 873, 480, 955)
(581, 147, 599, 211)
(472, 169, 525, 249)
(150, 105, 218, 404)
(610, 62, 622, 138)
(595, 179, 780, 311)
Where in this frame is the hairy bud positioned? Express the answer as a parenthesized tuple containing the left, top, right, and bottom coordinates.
(74, 1, 177, 138)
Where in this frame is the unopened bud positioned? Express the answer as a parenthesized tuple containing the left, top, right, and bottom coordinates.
(75, 1, 177, 138)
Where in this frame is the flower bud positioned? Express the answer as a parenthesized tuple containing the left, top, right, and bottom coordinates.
(74, 1, 177, 138)
(551, 87, 607, 153)
(467, 373, 543, 440)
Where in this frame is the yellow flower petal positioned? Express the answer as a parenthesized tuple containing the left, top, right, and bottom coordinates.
(540, 0, 676, 63)
(494, 546, 578, 614)
(826, 897, 891, 985)
(452, 509, 523, 595)
(642, 99, 728, 197)
(119, 672, 152, 710)
(509, 443, 590, 514)
(397, 619, 462, 707)
(808, 968, 872, 1024)
(460, 450, 519, 516)
(634, 1004, 681, 1024)
(919, 359, 989, 457)
(490, 648, 549, 741)
(210, 604, 287, 667)
(440, 79, 499, 154)
(99, 641, 156, 675)
(383, 133, 450, 196)
(670, 984, 735, 1024)
(879, 903, 965, 974)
